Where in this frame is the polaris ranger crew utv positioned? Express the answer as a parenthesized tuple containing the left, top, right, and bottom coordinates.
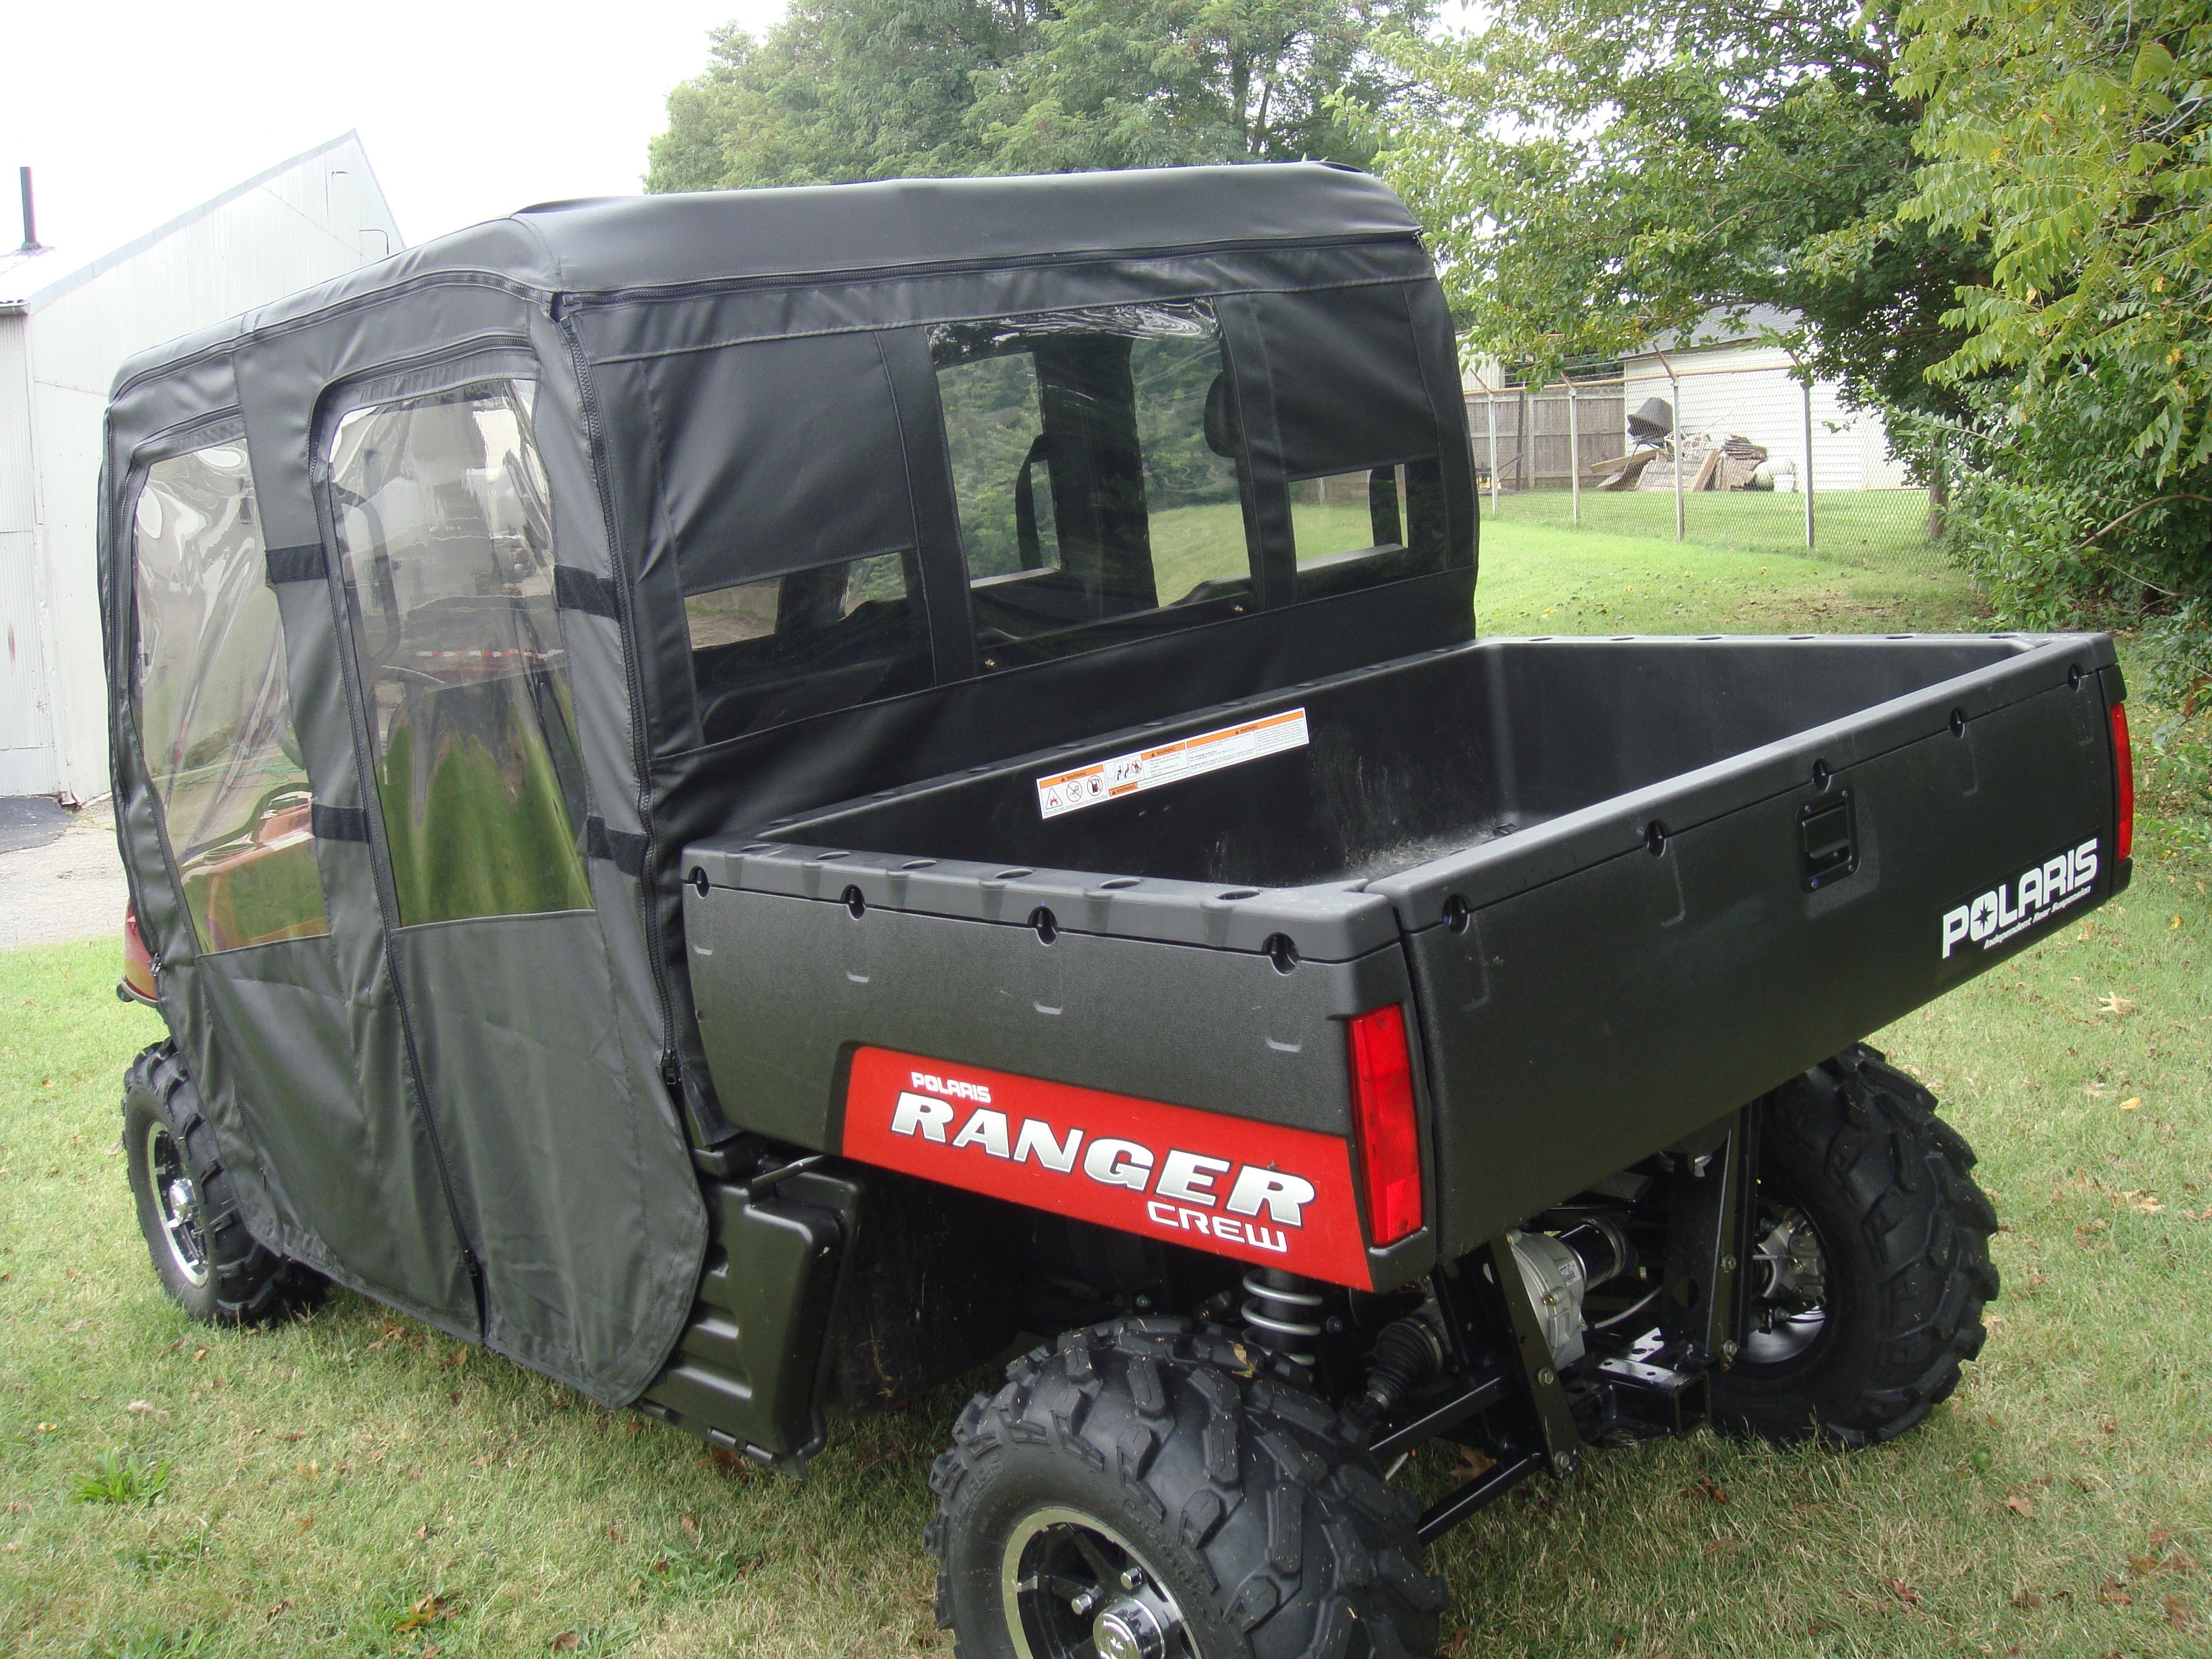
(104, 164, 2130, 1658)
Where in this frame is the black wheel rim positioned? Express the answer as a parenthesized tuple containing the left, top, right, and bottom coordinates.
(1737, 1175, 1832, 1372)
(146, 1119, 210, 1289)
(1000, 1505, 1195, 1659)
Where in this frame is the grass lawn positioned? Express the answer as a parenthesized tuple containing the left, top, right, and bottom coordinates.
(1483, 487, 1942, 572)
(5, 529, 2210, 1658)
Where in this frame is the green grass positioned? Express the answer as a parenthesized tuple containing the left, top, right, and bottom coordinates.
(1486, 486, 1941, 570)
(5, 528, 2211, 1657)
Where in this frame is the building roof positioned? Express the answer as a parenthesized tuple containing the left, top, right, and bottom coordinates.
(1635, 305, 1804, 357)
(113, 163, 1420, 392)
(0, 132, 389, 314)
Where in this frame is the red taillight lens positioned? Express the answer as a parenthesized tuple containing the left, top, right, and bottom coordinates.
(2111, 702, 2134, 863)
(1347, 1004, 1423, 1245)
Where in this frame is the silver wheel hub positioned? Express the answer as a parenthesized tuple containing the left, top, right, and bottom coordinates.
(1002, 1506, 1191, 1659)
(146, 1120, 211, 1289)
(1741, 1201, 1829, 1364)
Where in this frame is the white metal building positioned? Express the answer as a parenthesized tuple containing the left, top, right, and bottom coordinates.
(1618, 307, 1907, 493)
(1462, 307, 1909, 494)
(1, 133, 401, 800)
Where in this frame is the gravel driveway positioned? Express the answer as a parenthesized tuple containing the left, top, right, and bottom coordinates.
(0, 796, 130, 951)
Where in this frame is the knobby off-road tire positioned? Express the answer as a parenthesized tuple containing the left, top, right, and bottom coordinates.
(122, 1042, 324, 1327)
(928, 1318, 1444, 1659)
(1713, 1043, 1999, 1447)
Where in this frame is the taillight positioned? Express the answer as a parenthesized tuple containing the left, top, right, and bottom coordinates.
(2111, 702, 2134, 863)
(1347, 1004, 1423, 1245)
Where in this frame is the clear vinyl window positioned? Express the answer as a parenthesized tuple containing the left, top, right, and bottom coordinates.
(133, 444, 330, 953)
(1289, 460, 1449, 601)
(683, 548, 930, 744)
(933, 302, 1256, 669)
(328, 380, 592, 925)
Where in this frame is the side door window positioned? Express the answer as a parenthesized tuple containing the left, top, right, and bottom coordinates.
(327, 381, 592, 925)
(933, 302, 1257, 669)
(133, 443, 330, 951)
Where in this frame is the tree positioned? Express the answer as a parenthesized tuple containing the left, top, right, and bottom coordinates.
(1882, 0, 2212, 655)
(645, 0, 1425, 193)
(1366, 0, 1983, 423)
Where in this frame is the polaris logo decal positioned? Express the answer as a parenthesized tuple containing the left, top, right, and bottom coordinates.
(843, 1047, 1373, 1287)
(1942, 838, 2099, 959)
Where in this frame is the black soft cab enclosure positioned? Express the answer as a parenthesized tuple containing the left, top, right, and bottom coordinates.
(101, 162, 1472, 1406)
(101, 164, 2128, 1659)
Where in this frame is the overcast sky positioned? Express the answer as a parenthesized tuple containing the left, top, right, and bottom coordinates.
(2, 0, 787, 261)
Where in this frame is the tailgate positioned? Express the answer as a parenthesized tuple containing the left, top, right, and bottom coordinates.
(1369, 634, 2125, 1257)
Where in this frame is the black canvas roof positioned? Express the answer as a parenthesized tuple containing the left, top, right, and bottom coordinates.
(112, 164, 1420, 398)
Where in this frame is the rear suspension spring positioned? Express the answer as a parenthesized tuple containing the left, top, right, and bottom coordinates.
(1241, 1269, 1324, 1367)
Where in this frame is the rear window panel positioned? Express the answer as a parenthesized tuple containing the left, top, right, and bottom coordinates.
(933, 303, 1257, 671)
(683, 549, 930, 744)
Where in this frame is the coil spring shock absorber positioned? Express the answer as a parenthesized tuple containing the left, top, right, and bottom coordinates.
(1242, 1268, 1324, 1368)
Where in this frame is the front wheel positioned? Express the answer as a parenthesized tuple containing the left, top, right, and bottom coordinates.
(1712, 1044, 1999, 1446)
(122, 1043, 325, 1327)
(927, 1319, 1444, 1658)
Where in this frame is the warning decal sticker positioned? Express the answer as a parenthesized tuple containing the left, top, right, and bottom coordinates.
(1035, 708, 1310, 820)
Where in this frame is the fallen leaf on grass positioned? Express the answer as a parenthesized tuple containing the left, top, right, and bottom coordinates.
(1888, 1578, 1920, 1606)
(550, 1635, 581, 1652)
(437, 1347, 471, 1370)
(679, 1513, 699, 1538)
(2167, 1594, 2195, 1629)
(294, 1513, 313, 1535)
(2097, 1577, 2132, 1606)
(2099, 994, 2137, 1017)
(1451, 1446, 1496, 1484)
(124, 1400, 170, 1423)
(392, 1594, 458, 1631)
(2010, 1589, 2040, 1609)
(267, 1598, 290, 1620)
(2120, 1096, 2142, 1111)
(2003, 1493, 2034, 1517)
(1687, 1476, 1728, 1505)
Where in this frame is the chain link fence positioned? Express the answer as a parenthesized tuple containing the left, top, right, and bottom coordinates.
(1467, 363, 1944, 574)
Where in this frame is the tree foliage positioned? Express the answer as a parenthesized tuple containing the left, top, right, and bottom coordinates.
(1366, 0, 1982, 417)
(1891, 0, 2212, 646)
(646, 0, 1426, 192)
(1900, 0, 2212, 475)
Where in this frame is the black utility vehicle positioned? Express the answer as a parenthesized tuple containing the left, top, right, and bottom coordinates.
(104, 166, 2130, 1658)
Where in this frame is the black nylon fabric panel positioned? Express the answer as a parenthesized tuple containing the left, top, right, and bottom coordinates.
(638, 332, 915, 596)
(185, 940, 478, 1332)
(566, 243, 1432, 371)
(392, 912, 672, 1401)
(232, 328, 484, 1339)
(1213, 295, 1296, 608)
(1253, 283, 1438, 480)
(538, 164, 1418, 296)
(109, 169, 1417, 400)
(529, 302, 710, 1381)
(309, 803, 369, 842)
(263, 543, 327, 585)
(555, 566, 620, 618)
(1405, 280, 1480, 581)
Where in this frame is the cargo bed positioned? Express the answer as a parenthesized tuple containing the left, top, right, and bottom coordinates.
(683, 632, 2125, 1284)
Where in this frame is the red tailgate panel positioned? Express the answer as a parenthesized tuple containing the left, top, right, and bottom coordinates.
(842, 1047, 1373, 1289)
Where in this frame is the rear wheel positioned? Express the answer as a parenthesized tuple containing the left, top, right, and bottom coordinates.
(927, 1319, 1444, 1658)
(1713, 1044, 1998, 1446)
(122, 1043, 324, 1327)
